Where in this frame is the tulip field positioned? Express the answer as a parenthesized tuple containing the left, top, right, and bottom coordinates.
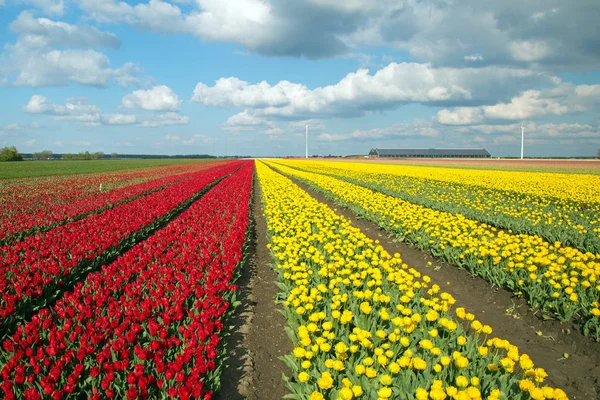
(0, 160, 253, 399)
(1, 158, 599, 399)
(267, 160, 600, 340)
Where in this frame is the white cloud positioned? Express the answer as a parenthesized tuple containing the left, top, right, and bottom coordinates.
(193, 77, 291, 108)
(11, 50, 138, 87)
(0, 122, 43, 136)
(437, 83, 600, 125)
(78, 0, 352, 59)
(482, 90, 571, 120)
(532, 8, 559, 21)
(193, 62, 552, 119)
(509, 40, 551, 62)
(223, 110, 283, 137)
(76, 0, 600, 68)
(288, 119, 325, 132)
(165, 134, 210, 146)
(21, 95, 191, 129)
(122, 85, 182, 111)
(224, 110, 273, 131)
(138, 112, 189, 128)
(23, 95, 101, 122)
(575, 85, 600, 97)
(527, 122, 600, 139)
(440, 121, 600, 151)
(266, 127, 284, 136)
(10, 11, 120, 49)
(2, 13, 139, 88)
(464, 54, 483, 62)
(437, 108, 485, 125)
(318, 121, 439, 142)
(102, 114, 137, 125)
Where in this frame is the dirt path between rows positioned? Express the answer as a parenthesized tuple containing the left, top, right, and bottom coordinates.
(286, 175, 600, 400)
(216, 173, 291, 400)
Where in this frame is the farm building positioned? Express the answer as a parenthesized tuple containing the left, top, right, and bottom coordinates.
(368, 148, 492, 158)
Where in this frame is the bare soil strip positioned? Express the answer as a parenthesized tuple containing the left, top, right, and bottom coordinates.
(286, 174, 600, 400)
(216, 174, 291, 400)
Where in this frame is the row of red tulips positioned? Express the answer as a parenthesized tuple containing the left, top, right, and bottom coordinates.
(0, 162, 224, 244)
(0, 161, 254, 399)
(0, 161, 242, 335)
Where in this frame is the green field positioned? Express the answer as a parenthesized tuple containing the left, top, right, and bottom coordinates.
(0, 159, 217, 179)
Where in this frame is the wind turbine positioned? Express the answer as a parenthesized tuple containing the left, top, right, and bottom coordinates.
(520, 122, 525, 160)
(305, 125, 309, 159)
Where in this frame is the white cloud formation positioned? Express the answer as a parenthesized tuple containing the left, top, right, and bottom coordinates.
(165, 134, 210, 146)
(75, 0, 600, 68)
(464, 54, 483, 62)
(138, 112, 189, 128)
(437, 108, 485, 126)
(102, 114, 137, 125)
(312, 118, 600, 158)
(223, 110, 282, 136)
(193, 77, 290, 108)
(1, 13, 139, 87)
(0, 122, 43, 137)
(318, 121, 439, 142)
(122, 85, 182, 111)
(77, 0, 350, 58)
(224, 110, 272, 130)
(23, 95, 101, 122)
(460, 122, 600, 149)
(509, 40, 551, 62)
(21, 95, 189, 128)
(10, 11, 120, 49)
(288, 119, 325, 132)
(10, 49, 139, 87)
(193, 62, 552, 119)
(437, 83, 600, 125)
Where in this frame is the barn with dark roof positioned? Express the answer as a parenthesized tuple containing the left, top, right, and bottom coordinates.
(368, 148, 491, 158)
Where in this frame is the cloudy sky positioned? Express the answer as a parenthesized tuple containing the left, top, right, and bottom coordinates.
(0, 0, 599, 157)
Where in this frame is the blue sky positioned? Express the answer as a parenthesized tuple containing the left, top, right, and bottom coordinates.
(0, 0, 599, 157)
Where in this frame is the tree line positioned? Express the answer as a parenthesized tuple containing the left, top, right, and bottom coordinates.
(0, 147, 218, 161)
(0, 146, 23, 162)
(0, 147, 115, 162)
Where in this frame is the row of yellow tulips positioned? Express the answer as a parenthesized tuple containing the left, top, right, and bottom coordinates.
(279, 161, 600, 254)
(306, 161, 600, 204)
(257, 161, 566, 400)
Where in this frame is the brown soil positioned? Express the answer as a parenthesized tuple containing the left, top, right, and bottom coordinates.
(287, 175, 600, 400)
(216, 173, 292, 400)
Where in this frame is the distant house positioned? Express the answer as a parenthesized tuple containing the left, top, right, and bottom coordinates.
(368, 148, 491, 158)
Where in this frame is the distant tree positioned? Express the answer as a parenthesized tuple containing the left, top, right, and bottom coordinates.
(62, 153, 74, 160)
(597, 148, 600, 159)
(33, 150, 53, 160)
(111, 152, 118, 160)
(93, 151, 104, 160)
(77, 151, 92, 160)
(0, 146, 23, 162)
